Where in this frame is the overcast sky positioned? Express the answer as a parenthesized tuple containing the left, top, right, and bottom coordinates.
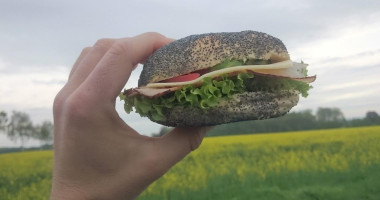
(1, 0, 380, 147)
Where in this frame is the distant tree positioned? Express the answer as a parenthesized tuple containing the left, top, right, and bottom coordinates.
(365, 111, 379, 123)
(316, 107, 345, 129)
(0, 111, 8, 132)
(6, 111, 35, 150)
(34, 121, 54, 146)
(316, 107, 345, 122)
(282, 109, 317, 130)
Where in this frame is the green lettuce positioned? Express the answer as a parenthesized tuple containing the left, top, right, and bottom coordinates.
(210, 59, 243, 71)
(245, 76, 312, 98)
(120, 73, 254, 121)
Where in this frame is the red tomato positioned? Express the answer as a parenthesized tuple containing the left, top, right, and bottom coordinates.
(194, 68, 210, 75)
(162, 73, 200, 83)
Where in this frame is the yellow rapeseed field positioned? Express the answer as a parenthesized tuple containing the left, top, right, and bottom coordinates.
(0, 151, 52, 200)
(1, 126, 380, 200)
(140, 126, 380, 199)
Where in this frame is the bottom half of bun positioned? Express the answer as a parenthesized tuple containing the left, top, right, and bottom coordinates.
(149, 90, 300, 127)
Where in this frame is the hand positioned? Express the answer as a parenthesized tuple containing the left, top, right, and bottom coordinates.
(51, 32, 211, 200)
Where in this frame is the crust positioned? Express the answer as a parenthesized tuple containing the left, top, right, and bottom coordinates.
(139, 31, 290, 86)
(148, 90, 299, 127)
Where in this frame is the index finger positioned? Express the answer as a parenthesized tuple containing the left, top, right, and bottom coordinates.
(79, 32, 173, 104)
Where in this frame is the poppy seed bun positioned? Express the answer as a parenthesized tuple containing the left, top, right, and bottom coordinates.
(150, 90, 299, 127)
(139, 31, 290, 86)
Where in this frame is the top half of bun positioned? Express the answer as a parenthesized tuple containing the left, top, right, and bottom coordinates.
(138, 31, 290, 86)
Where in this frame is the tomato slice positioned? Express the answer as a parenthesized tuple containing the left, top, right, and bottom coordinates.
(162, 73, 200, 83)
(194, 68, 210, 75)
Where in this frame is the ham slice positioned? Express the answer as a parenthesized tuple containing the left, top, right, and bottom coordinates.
(250, 72, 317, 83)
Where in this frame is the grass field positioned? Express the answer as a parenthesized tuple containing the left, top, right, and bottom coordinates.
(1, 126, 380, 200)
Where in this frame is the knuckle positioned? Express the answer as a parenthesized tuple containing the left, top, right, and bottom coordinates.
(53, 91, 66, 116)
(62, 92, 92, 121)
(188, 131, 204, 151)
(108, 39, 133, 56)
(93, 38, 115, 51)
(82, 46, 92, 54)
(143, 32, 164, 39)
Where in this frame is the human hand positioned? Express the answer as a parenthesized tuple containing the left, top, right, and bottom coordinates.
(51, 32, 211, 200)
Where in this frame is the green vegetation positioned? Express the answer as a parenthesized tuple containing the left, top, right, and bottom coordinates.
(209, 58, 270, 71)
(1, 126, 380, 200)
(0, 151, 52, 200)
(245, 75, 312, 97)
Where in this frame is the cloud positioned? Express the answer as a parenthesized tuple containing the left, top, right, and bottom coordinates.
(316, 49, 380, 66)
(291, 15, 380, 60)
(0, 59, 68, 109)
(322, 79, 380, 92)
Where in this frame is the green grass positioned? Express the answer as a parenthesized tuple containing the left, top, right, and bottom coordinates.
(0, 126, 380, 200)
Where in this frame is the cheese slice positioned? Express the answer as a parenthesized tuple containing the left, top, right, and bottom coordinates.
(146, 60, 308, 88)
(250, 62, 308, 78)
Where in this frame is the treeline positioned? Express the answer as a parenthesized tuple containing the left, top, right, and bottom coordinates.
(152, 107, 380, 137)
(207, 108, 380, 136)
(2, 108, 379, 149)
(0, 110, 53, 151)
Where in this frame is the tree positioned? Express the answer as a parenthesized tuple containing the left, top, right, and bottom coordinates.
(6, 111, 35, 150)
(316, 107, 345, 122)
(365, 111, 379, 123)
(34, 121, 54, 146)
(0, 111, 8, 132)
(315, 107, 345, 129)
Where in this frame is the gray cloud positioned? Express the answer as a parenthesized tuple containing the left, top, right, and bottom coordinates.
(2, 0, 379, 68)
(316, 49, 380, 65)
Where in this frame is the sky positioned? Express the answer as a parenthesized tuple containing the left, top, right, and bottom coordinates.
(1, 0, 380, 147)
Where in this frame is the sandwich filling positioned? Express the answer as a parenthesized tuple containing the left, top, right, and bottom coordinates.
(120, 59, 316, 121)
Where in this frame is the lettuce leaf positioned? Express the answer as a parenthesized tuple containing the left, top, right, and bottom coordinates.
(121, 73, 254, 121)
(210, 59, 243, 71)
(245, 76, 312, 98)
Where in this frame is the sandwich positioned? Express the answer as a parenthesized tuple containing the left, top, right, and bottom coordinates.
(119, 31, 316, 127)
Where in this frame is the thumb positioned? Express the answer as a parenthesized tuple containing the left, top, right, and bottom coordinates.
(156, 126, 213, 169)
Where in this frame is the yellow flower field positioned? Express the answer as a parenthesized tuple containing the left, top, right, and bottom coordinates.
(140, 126, 380, 199)
(1, 126, 380, 200)
(0, 151, 52, 200)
